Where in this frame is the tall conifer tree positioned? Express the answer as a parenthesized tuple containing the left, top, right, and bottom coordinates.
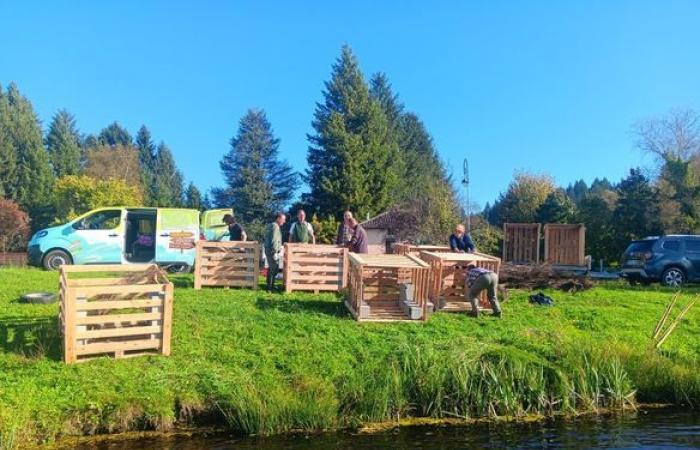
(46, 109, 82, 177)
(306, 46, 401, 218)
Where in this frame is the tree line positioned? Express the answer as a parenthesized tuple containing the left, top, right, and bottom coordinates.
(0, 46, 460, 249)
(476, 108, 700, 264)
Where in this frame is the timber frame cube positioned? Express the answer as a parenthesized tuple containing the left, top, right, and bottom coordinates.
(283, 244, 348, 293)
(392, 243, 450, 257)
(420, 251, 501, 313)
(59, 264, 173, 364)
(194, 241, 260, 289)
(346, 253, 431, 322)
(503, 223, 541, 264)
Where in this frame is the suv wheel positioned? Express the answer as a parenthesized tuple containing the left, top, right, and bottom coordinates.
(661, 267, 686, 288)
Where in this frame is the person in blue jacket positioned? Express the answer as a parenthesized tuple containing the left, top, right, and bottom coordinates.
(449, 224, 475, 253)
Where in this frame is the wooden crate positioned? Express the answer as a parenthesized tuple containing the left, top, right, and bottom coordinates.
(59, 264, 173, 363)
(503, 223, 541, 264)
(543, 224, 586, 267)
(346, 253, 431, 322)
(283, 244, 348, 293)
(392, 243, 450, 257)
(194, 241, 260, 289)
(420, 251, 501, 313)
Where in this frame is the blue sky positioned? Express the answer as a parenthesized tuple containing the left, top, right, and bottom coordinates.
(2, 1, 700, 208)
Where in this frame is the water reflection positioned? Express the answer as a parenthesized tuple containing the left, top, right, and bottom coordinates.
(73, 409, 700, 449)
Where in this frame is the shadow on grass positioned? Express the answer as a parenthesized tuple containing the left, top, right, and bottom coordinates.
(0, 316, 62, 360)
(254, 296, 350, 318)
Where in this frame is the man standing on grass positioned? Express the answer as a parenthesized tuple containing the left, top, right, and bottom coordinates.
(450, 224, 475, 253)
(464, 263, 502, 318)
(222, 213, 247, 241)
(263, 212, 286, 292)
(289, 209, 315, 244)
(335, 210, 354, 246)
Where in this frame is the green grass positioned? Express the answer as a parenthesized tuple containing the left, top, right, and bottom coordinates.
(1, 267, 700, 448)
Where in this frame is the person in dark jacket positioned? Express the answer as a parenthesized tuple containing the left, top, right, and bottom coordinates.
(348, 218, 368, 253)
(449, 224, 475, 253)
(223, 214, 247, 241)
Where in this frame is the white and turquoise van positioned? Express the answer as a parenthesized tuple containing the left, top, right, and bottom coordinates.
(27, 207, 232, 271)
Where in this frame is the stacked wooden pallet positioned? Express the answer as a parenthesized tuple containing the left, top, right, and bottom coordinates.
(543, 224, 586, 268)
(392, 243, 450, 257)
(346, 253, 431, 322)
(283, 244, 348, 293)
(194, 241, 260, 289)
(503, 223, 541, 264)
(59, 264, 173, 363)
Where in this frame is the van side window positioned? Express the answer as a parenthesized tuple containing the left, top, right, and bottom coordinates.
(80, 210, 121, 230)
(662, 240, 681, 252)
(686, 240, 700, 252)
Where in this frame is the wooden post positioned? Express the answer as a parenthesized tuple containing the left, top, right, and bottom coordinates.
(161, 283, 174, 356)
(62, 286, 76, 364)
(194, 241, 203, 289)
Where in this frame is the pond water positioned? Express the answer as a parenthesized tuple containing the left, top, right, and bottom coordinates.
(73, 409, 700, 449)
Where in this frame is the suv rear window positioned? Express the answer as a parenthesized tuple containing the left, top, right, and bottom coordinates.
(626, 240, 656, 253)
(686, 239, 700, 252)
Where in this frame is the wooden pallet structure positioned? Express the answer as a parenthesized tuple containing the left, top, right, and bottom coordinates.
(391, 243, 450, 257)
(283, 244, 348, 293)
(194, 241, 260, 289)
(420, 251, 501, 313)
(59, 264, 173, 363)
(503, 223, 541, 264)
(346, 253, 431, 322)
(543, 224, 587, 270)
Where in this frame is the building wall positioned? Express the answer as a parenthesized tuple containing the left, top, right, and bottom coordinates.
(366, 229, 387, 254)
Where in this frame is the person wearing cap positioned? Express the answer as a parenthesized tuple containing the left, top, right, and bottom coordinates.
(464, 263, 501, 318)
(449, 224, 475, 253)
(222, 214, 247, 241)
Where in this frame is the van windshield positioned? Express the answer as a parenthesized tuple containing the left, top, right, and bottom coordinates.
(626, 240, 656, 254)
(205, 211, 229, 228)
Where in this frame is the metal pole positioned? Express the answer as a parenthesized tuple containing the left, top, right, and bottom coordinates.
(462, 158, 470, 232)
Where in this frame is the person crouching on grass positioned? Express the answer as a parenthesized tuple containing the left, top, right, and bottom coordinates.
(465, 263, 502, 318)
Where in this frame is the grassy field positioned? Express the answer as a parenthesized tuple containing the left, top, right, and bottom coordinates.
(1, 267, 699, 448)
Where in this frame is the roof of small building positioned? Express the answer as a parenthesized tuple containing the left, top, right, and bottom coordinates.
(360, 209, 412, 230)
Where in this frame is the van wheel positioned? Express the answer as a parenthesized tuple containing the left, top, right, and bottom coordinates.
(43, 250, 72, 271)
(661, 267, 686, 288)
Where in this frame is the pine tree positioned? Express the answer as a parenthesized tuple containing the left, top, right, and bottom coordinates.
(212, 109, 298, 236)
(152, 142, 184, 207)
(98, 121, 133, 146)
(1, 83, 54, 212)
(305, 46, 401, 218)
(613, 168, 662, 248)
(46, 109, 82, 177)
(369, 72, 404, 128)
(536, 190, 577, 223)
(0, 85, 14, 197)
(135, 125, 157, 205)
(184, 182, 204, 210)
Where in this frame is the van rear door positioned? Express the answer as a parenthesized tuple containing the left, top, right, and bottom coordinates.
(201, 208, 233, 241)
(155, 209, 199, 266)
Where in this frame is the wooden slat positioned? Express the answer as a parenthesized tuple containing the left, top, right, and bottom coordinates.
(76, 312, 161, 325)
(76, 325, 162, 339)
(63, 264, 156, 274)
(76, 338, 162, 355)
(73, 284, 168, 296)
(77, 298, 163, 311)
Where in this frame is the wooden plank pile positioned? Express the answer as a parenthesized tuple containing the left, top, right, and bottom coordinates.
(59, 264, 173, 363)
(194, 241, 260, 290)
(346, 253, 431, 322)
(283, 244, 348, 293)
(498, 263, 594, 292)
(420, 251, 502, 313)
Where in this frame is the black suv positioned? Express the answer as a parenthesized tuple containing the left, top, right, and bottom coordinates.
(620, 235, 700, 287)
